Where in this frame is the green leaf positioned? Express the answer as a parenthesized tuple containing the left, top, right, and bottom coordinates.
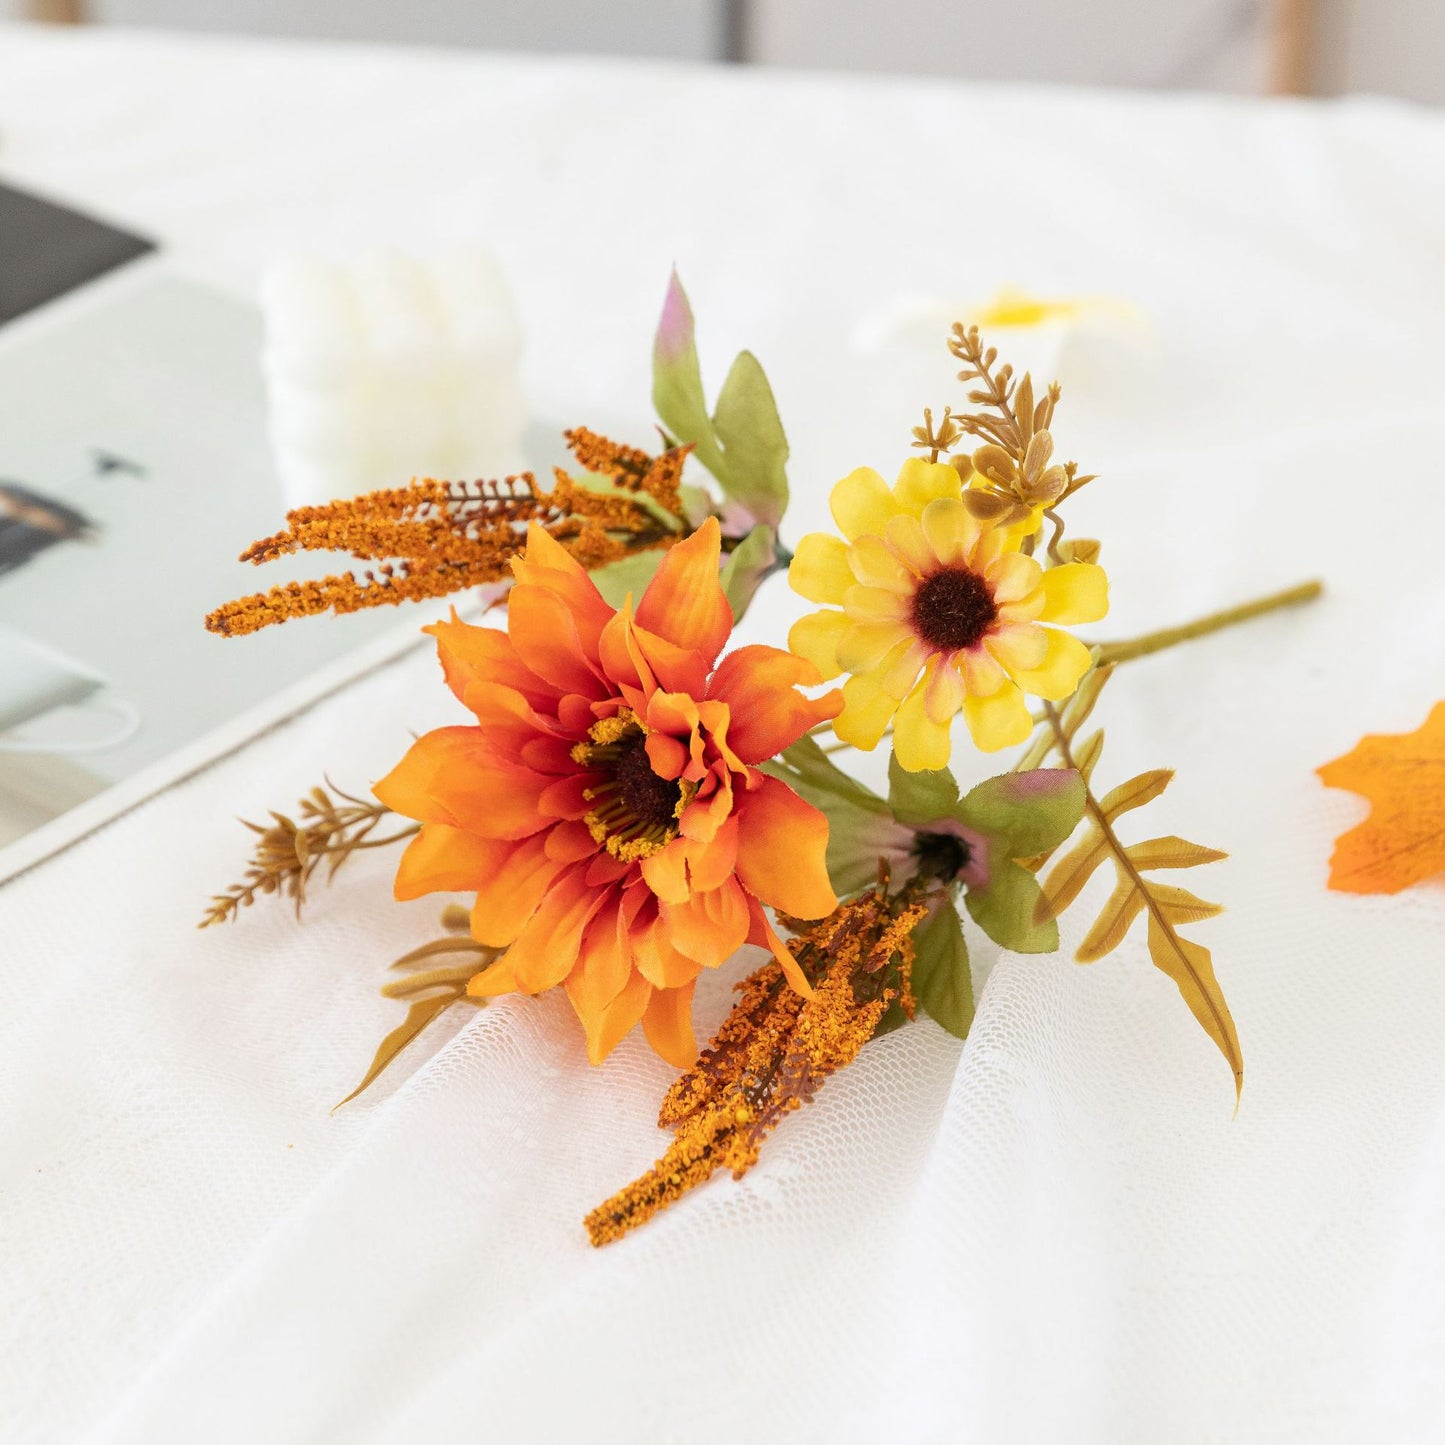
(770, 735, 890, 815)
(710, 349, 790, 528)
(887, 752, 959, 827)
(650, 270, 790, 530)
(956, 768, 1086, 856)
(966, 858, 1060, 954)
(718, 523, 779, 622)
(589, 549, 666, 609)
(651, 271, 721, 477)
(912, 900, 975, 1040)
(678, 482, 717, 530)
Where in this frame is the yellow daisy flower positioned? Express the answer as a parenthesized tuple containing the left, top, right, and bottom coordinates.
(788, 458, 1108, 771)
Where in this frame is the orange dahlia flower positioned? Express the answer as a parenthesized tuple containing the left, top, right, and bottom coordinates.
(374, 518, 843, 1068)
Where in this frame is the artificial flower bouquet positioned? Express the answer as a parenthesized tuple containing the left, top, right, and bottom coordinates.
(205, 274, 1321, 1243)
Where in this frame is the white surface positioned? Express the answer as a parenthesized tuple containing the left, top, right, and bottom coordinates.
(2, 24, 1445, 1445)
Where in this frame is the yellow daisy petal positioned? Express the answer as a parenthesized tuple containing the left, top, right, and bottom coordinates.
(872, 636, 929, 701)
(837, 621, 912, 675)
(984, 622, 1049, 674)
(790, 532, 855, 605)
(962, 645, 1009, 696)
(883, 513, 935, 576)
(962, 681, 1033, 752)
(893, 668, 954, 772)
(830, 466, 901, 542)
(920, 497, 979, 567)
(892, 458, 963, 516)
(1006, 626, 1093, 701)
(788, 609, 850, 680)
(924, 652, 968, 724)
(966, 522, 1012, 570)
(1015, 505, 1046, 537)
(835, 675, 900, 751)
(997, 590, 1046, 624)
(1039, 562, 1109, 625)
(985, 551, 1042, 605)
(844, 584, 910, 624)
(847, 534, 913, 593)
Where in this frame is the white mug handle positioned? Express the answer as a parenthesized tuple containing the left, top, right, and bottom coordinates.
(0, 698, 140, 754)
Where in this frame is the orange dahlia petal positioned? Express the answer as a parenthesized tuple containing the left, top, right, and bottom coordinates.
(519, 733, 580, 775)
(678, 767, 734, 843)
(694, 698, 750, 777)
(644, 731, 690, 780)
(641, 979, 699, 1069)
(393, 823, 500, 901)
(746, 897, 815, 999)
(640, 836, 692, 905)
(507, 581, 609, 699)
(497, 862, 607, 993)
(575, 969, 652, 1066)
(466, 952, 520, 999)
(635, 517, 732, 667)
(564, 890, 633, 1023)
(468, 832, 568, 947)
(633, 913, 704, 989)
(373, 728, 551, 839)
(661, 877, 750, 968)
(511, 523, 613, 649)
(707, 644, 844, 763)
(648, 693, 716, 783)
(544, 819, 601, 864)
(637, 633, 711, 699)
(598, 603, 654, 696)
(538, 773, 597, 821)
(424, 610, 557, 712)
(601, 600, 711, 700)
(735, 774, 837, 920)
(465, 684, 565, 768)
(681, 814, 740, 892)
(585, 851, 631, 888)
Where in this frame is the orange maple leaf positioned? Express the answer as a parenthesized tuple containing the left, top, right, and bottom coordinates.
(1317, 702, 1445, 895)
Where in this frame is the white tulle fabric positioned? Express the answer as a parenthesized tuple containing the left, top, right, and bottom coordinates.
(2, 26, 1445, 1444)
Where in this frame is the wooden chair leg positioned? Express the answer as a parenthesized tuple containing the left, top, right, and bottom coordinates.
(26, 0, 87, 21)
(1269, 0, 1316, 95)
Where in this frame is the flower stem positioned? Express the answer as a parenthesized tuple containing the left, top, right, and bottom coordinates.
(1087, 580, 1321, 666)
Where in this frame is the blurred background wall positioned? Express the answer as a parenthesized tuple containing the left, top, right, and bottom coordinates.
(5, 0, 1444, 104)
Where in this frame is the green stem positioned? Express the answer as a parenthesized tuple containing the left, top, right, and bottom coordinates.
(1086, 580, 1321, 666)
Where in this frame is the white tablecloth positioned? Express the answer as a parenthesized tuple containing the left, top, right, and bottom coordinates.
(3, 24, 1445, 1444)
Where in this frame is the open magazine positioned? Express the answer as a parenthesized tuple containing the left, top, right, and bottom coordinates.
(0, 182, 440, 882)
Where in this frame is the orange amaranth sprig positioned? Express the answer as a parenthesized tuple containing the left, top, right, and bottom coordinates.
(205, 431, 690, 637)
(584, 875, 931, 1247)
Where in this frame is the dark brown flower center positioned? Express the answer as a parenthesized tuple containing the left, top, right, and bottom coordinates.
(572, 710, 695, 862)
(910, 566, 998, 652)
(612, 732, 683, 831)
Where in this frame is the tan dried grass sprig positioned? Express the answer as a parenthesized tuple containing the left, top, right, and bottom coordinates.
(199, 780, 416, 928)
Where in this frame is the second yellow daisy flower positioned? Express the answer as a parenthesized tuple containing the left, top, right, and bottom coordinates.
(788, 458, 1108, 771)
